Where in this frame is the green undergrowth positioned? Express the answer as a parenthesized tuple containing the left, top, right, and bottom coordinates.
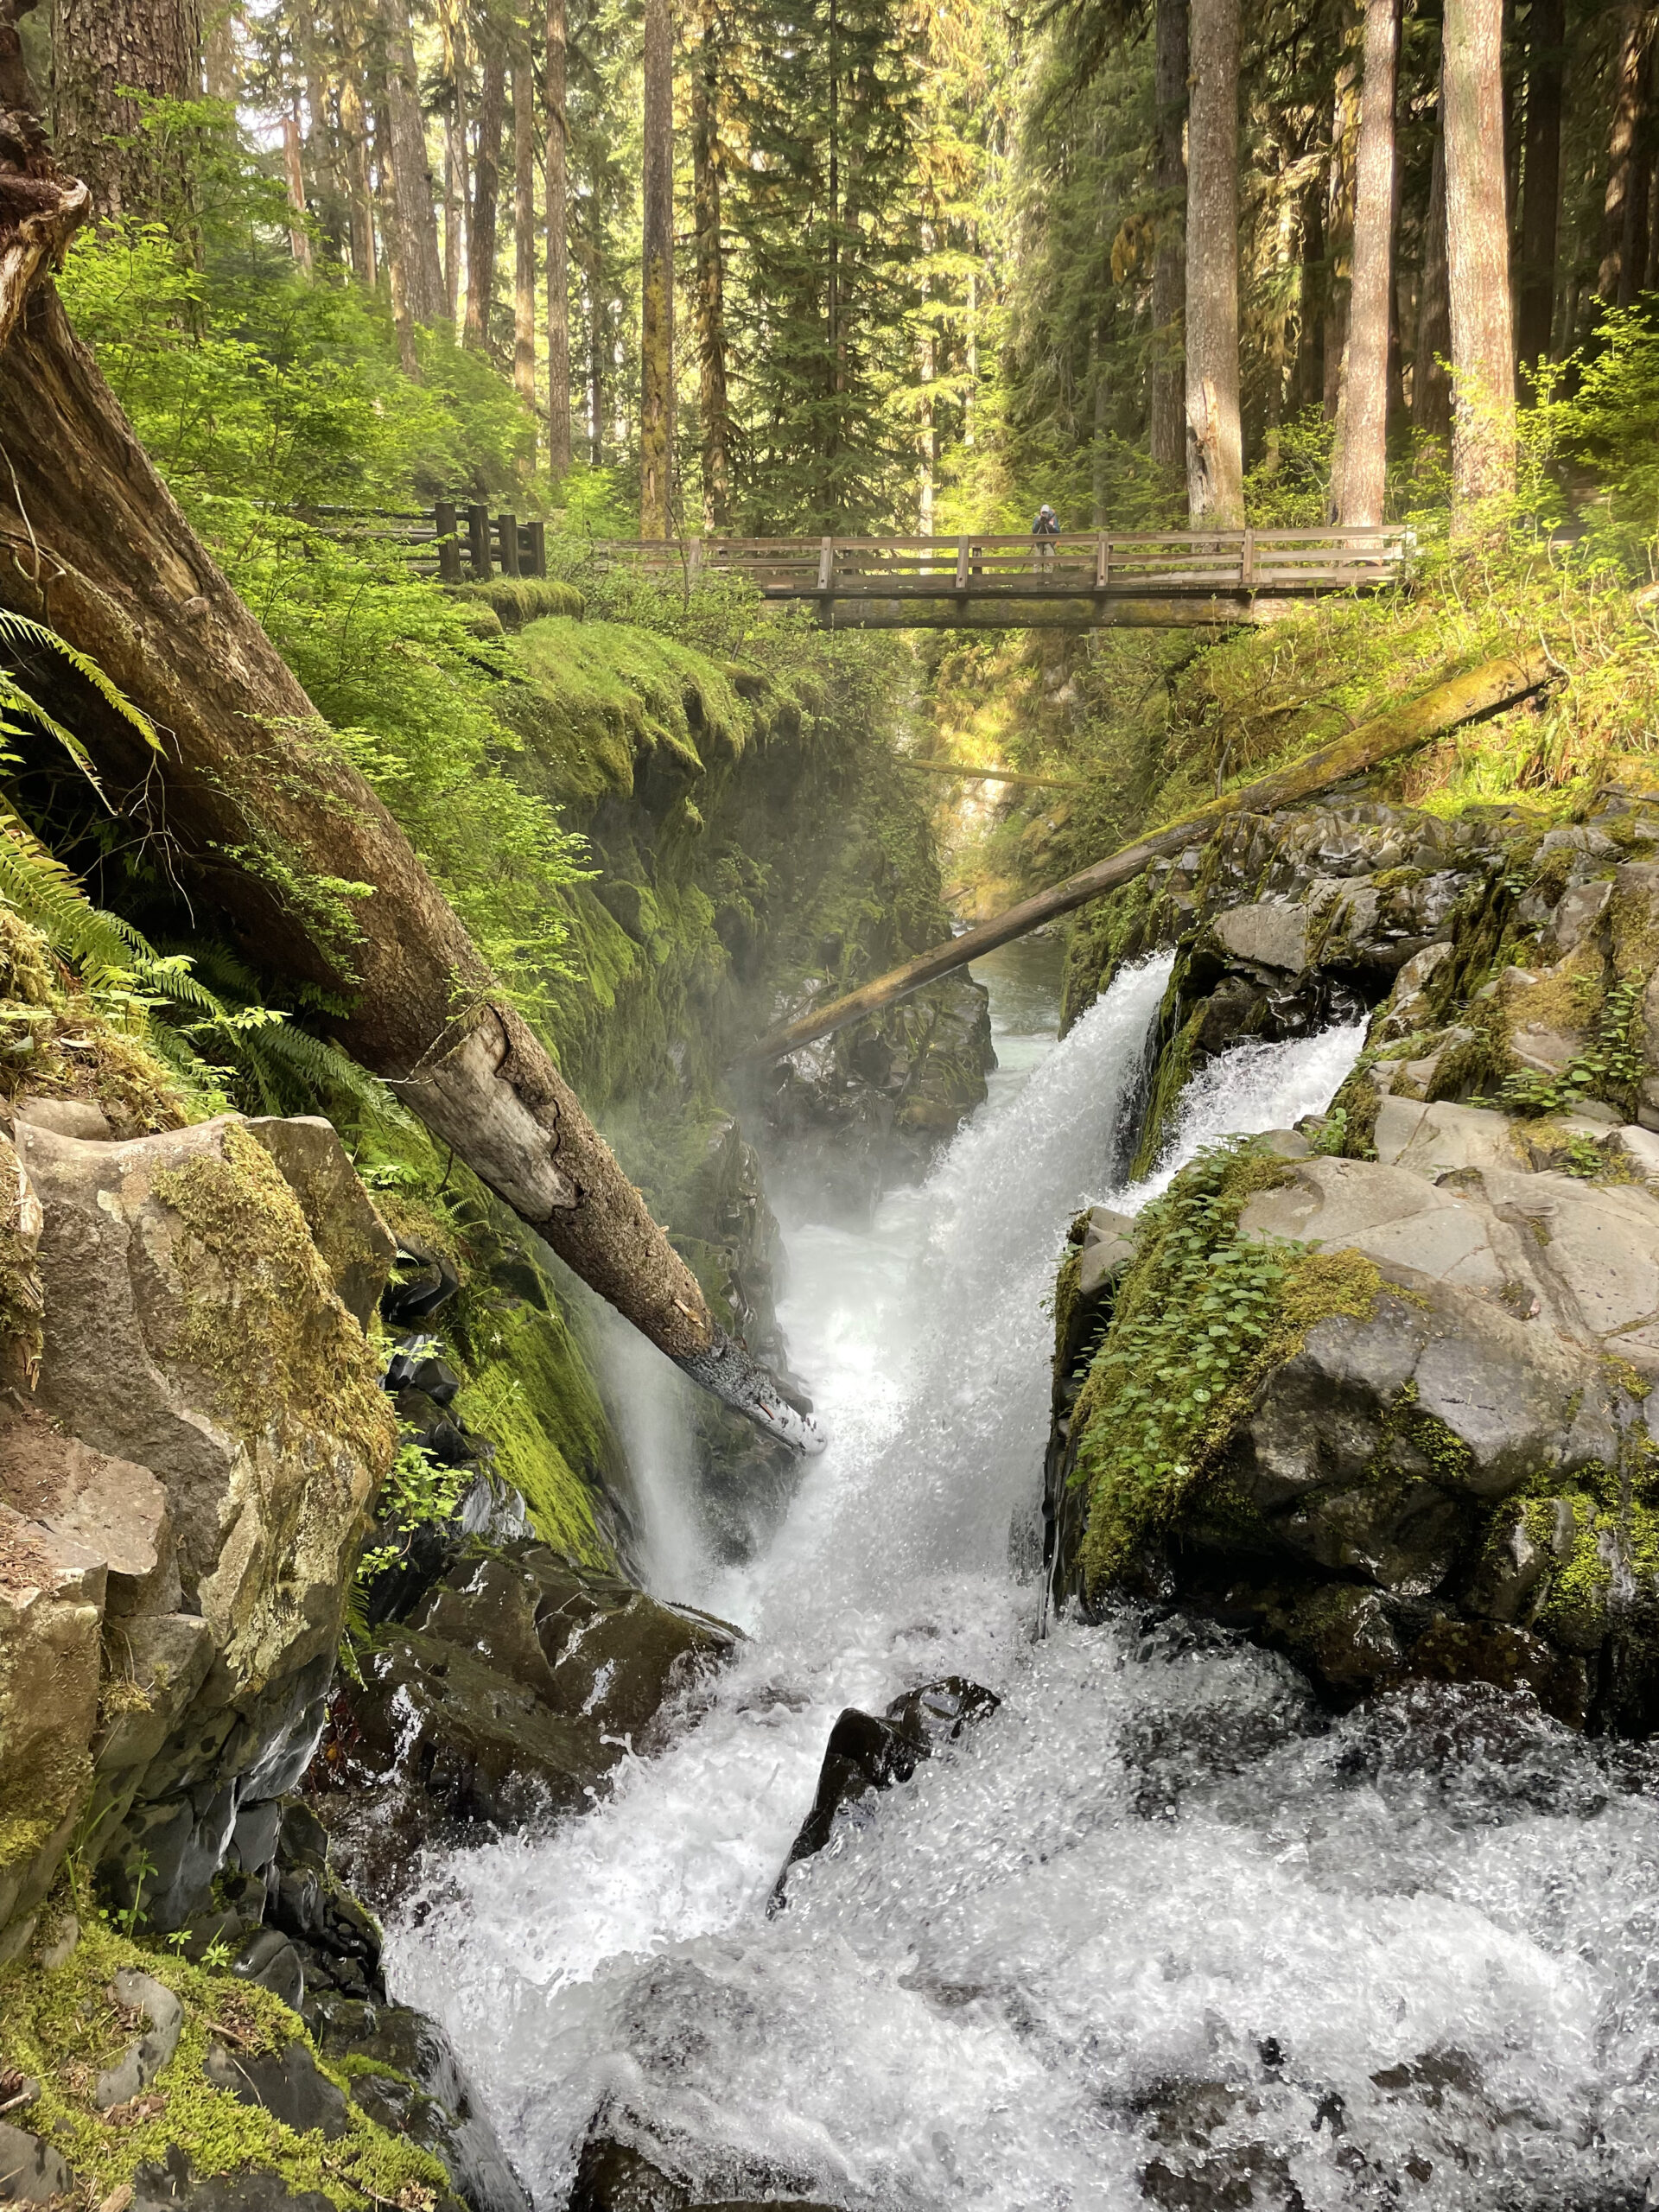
(0, 1899, 448, 2209)
(350, 1114, 620, 1568)
(1072, 1139, 1384, 1589)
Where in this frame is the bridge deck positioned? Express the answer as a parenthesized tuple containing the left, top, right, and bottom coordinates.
(587, 527, 1408, 627)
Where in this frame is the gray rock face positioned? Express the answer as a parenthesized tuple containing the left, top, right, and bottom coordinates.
(94, 1969, 184, 2109)
(0, 2124, 76, 2203)
(0, 1113, 396, 1949)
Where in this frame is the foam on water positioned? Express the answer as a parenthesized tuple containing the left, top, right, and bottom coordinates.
(387, 959, 1659, 2211)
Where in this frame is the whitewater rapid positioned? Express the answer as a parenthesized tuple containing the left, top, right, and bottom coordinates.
(388, 952, 1659, 2212)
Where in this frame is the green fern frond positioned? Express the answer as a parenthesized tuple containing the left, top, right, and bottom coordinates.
(0, 610, 162, 756)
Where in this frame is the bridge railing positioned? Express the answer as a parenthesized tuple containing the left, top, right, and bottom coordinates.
(586, 525, 1409, 596)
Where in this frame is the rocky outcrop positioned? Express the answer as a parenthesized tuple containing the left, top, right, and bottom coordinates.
(769, 1676, 1001, 1910)
(1052, 801, 1659, 1732)
(0, 1111, 397, 1957)
(750, 973, 994, 1223)
(309, 1540, 741, 1904)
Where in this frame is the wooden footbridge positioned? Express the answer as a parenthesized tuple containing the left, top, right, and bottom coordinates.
(308, 505, 1408, 629)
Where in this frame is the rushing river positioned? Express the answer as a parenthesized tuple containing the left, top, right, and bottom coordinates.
(389, 950, 1659, 2212)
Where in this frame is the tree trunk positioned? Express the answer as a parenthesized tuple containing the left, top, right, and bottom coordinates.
(1322, 4, 1363, 420)
(1413, 116, 1452, 442)
(294, 0, 343, 262)
(334, 0, 377, 284)
(1516, 0, 1564, 370)
(48, 0, 201, 222)
(1333, 0, 1399, 526)
(691, 6, 729, 527)
(282, 104, 313, 267)
(1149, 0, 1187, 476)
(203, 1, 238, 101)
(0, 264, 819, 1452)
(465, 34, 504, 351)
(375, 92, 420, 375)
(1184, 0, 1243, 528)
(1599, 3, 1656, 303)
(1295, 175, 1325, 413)
(379, 0, 444, 324)
(1443, 0, 1516, 514)
(640, 0, 675, 538)
(442, 94, 463, 321)
(545, 0, 572, 473)
(512, 47, 536, 407)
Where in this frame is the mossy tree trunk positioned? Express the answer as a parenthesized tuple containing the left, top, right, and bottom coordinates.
(47, 0, 200, 223)
(1147, 0, 1187, 479)
(545, 0, 572, 472)
(0, 29, 820, 1453)
(1332, 0, 1398, 528)
(1183, 0, 1243, 529)
(512, 41, 537, 403)
(1442, 0, 1516, 514)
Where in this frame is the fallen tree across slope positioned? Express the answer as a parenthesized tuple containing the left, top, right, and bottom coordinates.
(741, 647, 1552, 1065)
(0, 10, 819, 1453)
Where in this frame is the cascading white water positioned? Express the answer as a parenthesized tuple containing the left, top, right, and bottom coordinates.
(389, 956, 1659, 2212)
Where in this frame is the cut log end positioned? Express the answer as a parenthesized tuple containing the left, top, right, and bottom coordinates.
(676, 1328, 830, 1457)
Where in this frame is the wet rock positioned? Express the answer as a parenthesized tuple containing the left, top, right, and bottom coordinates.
(243, 1116, 397, 1332)
(771, 1676, 1000, 1906)
(201, 2041, 350, 2140)
(380, 1236, 461, 1327)
(311, 1996, 531, 2212)
(94, 1968, 183, 2108)
(567, 2135, 837, 2212)
(131, 2145, 340, 2212)
(309, 1541, 741, 1904)
(232, 1927, 305, 2012)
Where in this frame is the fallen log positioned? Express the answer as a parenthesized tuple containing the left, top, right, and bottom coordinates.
(0, 27, 820, 1454)
(741, 646, 1551, 1065)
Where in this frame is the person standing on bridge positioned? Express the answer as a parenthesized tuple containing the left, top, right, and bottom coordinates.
(1033, 502, 1060, 570)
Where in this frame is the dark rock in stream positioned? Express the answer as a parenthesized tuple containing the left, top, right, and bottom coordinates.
(567, 2136, 837, 2212)
(769, 1676, 1001, 1910)
(308, 1538, 741, 1904)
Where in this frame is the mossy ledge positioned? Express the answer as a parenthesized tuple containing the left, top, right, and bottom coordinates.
(1071, 1138, 1384, 1590)
(1, 1900, 449, 2209)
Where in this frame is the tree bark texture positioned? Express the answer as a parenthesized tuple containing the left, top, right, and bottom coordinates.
(1333, 0, 1399, 526)
(379, 0, 444, 323)
(203, 0, 238, 102)
(1183, 0, 1243, 528)
(691, 10, 730, 527)
(1322, 3, 1363, 420)
(282, 104, 314, 268)
(512, 47, 536, 405)
(48, 0, 200, 222)
(0, 3, 85, 350)
(1599, 3, 1656, 304)
(1442, 0, 1516, 512)
(0, 273, 819, 1452)
(640, 0, 675, 538)
(545, 0, 572, 472)
(374, 94, 420, 377)
(333, 0, 377, 284)
(1148, 0, 1187, 476)
(1516, 0, 1564, 368)
(295, 0, 343, 262)
(744, 648, 1553, 1065)
(465, 34, 504, 350)
(1413, 118, 1452, 440)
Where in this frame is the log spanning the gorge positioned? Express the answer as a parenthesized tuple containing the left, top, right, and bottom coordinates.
(741, 648, 1552, 1065)
(0, 29, 820, 1455)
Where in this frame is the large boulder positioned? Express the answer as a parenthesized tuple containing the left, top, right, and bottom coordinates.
(1054, 1117, 1659, 1732)
(310, 1541, 741, 1904)
(0, 1113, 397, 1947)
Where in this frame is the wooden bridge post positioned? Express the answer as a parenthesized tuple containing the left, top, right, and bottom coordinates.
(498, 513, 521, 577)
(434, 499, 463, 583)
(1240, 527, 1255, 589)
(954, 537, 969, 593)
(467, 503, 493, 580)
(817, 535, 835, 594)
(688, 537, 705, 583)
(1095, 532, 1109, 588)
(524, 518, 546, 577)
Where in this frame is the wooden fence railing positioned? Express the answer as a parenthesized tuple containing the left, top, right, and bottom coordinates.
(288, 515, 1408, 601)
(296, 501, 548, 580)
(583, 526, 1410, 598)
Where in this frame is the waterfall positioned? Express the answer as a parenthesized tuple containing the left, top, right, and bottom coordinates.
(387, 957, 1659, 2212)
